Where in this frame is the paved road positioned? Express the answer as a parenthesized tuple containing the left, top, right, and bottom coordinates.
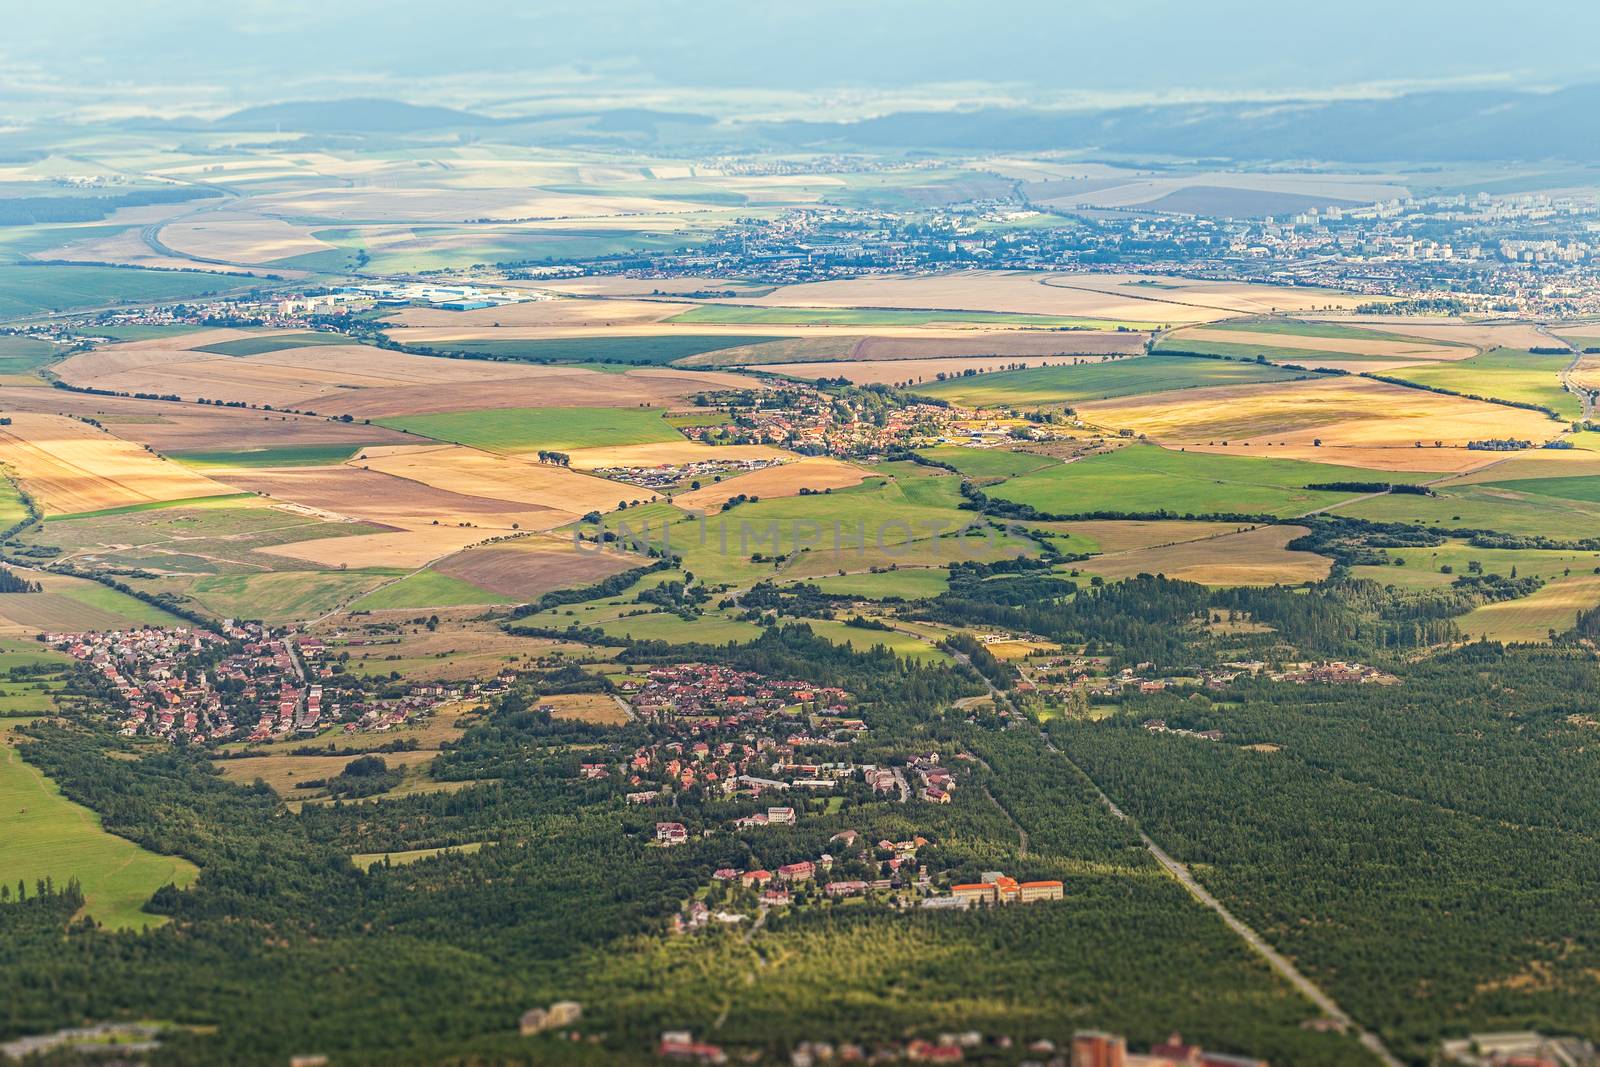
(1538, 323, 1594, 422)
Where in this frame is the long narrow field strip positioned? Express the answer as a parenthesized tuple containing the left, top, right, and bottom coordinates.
(913, 354, 1305, 408)
(669, 457, 869, 511)
(356, 443, 645, 518)
(0, 414, 243, 516)
(0, 569, 186, 634)
(1457, 575, 1600, 644)
(1076, 524, 1331, 586)
(1375, 348, 1579, 420)
(373, 407, 684, 454)
(668, 303, 1161, 330)
(1076, 376, 1559, 472)
(1, 718, 199, 930)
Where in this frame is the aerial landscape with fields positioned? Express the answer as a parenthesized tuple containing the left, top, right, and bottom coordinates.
(5, 3, 1600, 1066)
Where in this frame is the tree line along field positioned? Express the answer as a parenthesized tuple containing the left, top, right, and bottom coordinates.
(1376, 346, 1581, 419)
(380, 334, 787, 366)
(667, 303, 1164, 330)
(0, 264, 255, 319)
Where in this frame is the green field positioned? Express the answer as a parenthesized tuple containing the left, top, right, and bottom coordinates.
(0, 334, 61, 378)
(0, 472, 29, 531)
(170, 444, 366, 468)
(55, 580, 188, 627)
(1351, 540, 1600, 591)
(0, 717, 199, 930)
(351, 842, 486, 871)
(588, 476, 1035, 587)
(1332, 481, 1600, 539)
(350, 570, 510, 611)
(51, 493, 257, 522)
(988, 444, 1428, 518)
(177, 569, 404, 623)
(391, 334, 785, 366)
(596, 610, 764, 645)
(917, 445, 1060, 479)
(0, 264, 254, 321)
(670, 304, 1158, 330)
(1379, 348, 1577, 419)
(193, 332, 352, 357)
(914, 354, 1305, 408)
(1477, 475, 1600, 504)
(801, 618, 950, 662)
(313, 226, 711, 274)
(85, 324, 211, 342)
(375, 406, 683, 453)
(1154, 336, 1379, 363)
(804, 567, 952, 599)
(1457, 574, 1600, 643)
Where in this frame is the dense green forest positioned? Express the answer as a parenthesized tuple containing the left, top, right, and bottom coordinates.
(4, 563, 1600, 1064)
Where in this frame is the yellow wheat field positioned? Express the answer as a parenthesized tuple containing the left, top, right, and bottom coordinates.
(670, 456, 868, 511)
(0, 413, 240, 515)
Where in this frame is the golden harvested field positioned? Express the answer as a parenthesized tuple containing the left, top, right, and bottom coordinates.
(1570, 356, 1600, 392)
(761, 355, 1120, 386)
(0, 413, 239, 515)
(563, 441, 789, 470)
(744, 271, 1228, 324)
(670, 456, 868, 511)
(1445, 445, 1600, 485)
(226, 464, 565, 569)
(1034, 273, 1372, 315)
(433, 535, 637, 600)
(55, 334, 751, 417)
(357, 444, 643, 519)
(387, 298, 689, 330)
(38, 225, 263, 274)
(319, 621, 572, 681)
(1077, 524, 1331, 586)
(1170, 326, 1469, 360)
(0, 387, 409, 456)
(1332, 320, 1555, 351)
(159, 214, 336, 263)
(541, 692, 628, 726)
(983, 639, 1061, 661)
(1077, 377, 1559, 472)
(1457, 574, 1600, 644)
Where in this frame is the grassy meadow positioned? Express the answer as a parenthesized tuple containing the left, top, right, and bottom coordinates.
(376, 406, 683, 453)
(914, 354, 1305, 408)
(1, 716, 199, 930)
(987, 444, 1420, 518)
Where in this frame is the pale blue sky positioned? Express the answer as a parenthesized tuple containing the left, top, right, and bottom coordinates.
(7, 0, 1599, 113)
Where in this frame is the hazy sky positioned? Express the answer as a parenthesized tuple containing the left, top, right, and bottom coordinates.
(8, 0, 1600, 117)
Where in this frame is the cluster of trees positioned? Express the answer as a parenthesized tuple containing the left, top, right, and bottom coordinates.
(0, 564, 41, 593)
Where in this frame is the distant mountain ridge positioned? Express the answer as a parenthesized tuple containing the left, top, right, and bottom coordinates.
(131, 83, 1600, 162)
(217, 98, 497, 133)
(754, 84, 1600, 162)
